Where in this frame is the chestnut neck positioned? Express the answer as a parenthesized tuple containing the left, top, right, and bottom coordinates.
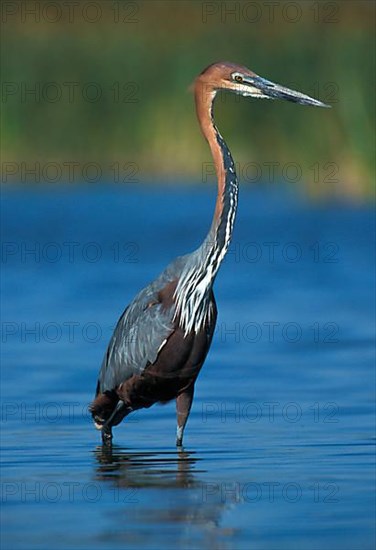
(194, 80, 239, 276)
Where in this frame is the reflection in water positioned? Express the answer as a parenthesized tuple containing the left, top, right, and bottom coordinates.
(92, 446, 237, 549)
(94, 445, 200, 488)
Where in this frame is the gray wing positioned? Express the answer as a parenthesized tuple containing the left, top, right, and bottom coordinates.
(98, 256, 187, 392)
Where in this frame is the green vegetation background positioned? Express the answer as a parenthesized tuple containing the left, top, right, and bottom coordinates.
(1, 1, 374, 199)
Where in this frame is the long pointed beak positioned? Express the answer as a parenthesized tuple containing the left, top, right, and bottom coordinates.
(248, 75, 330, 108)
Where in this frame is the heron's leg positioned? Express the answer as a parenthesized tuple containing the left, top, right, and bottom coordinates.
(101, 424, 113, 446)
(101, 401, 129, 445)
(176, 384, 195, 447)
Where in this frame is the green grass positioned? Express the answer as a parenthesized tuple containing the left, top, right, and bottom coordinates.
(1, 1, 374, 198)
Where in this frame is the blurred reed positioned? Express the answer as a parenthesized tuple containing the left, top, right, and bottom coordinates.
(1, 0, 374, 199)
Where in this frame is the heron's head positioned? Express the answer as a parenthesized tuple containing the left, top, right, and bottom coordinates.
(196, 61, 330, 108)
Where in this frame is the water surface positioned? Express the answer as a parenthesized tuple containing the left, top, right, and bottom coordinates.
(1, 185, 375, 549)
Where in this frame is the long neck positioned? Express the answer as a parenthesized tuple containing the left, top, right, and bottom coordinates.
(195, 82, 239, 277)
(173, 82, 239, 335)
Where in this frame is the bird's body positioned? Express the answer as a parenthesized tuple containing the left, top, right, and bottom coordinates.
(90, 61, 328, 446)
(92, 254, 218, 444)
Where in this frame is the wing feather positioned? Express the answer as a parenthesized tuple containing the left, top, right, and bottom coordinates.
(98, 256, 188, 392)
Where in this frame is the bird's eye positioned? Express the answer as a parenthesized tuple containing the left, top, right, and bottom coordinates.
(234, 75, 243, 83)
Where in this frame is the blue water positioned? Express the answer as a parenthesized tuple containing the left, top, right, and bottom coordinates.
(1, 184, 375, 550)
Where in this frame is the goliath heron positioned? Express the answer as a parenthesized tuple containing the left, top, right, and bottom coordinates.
(90, 61, 328, 446)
